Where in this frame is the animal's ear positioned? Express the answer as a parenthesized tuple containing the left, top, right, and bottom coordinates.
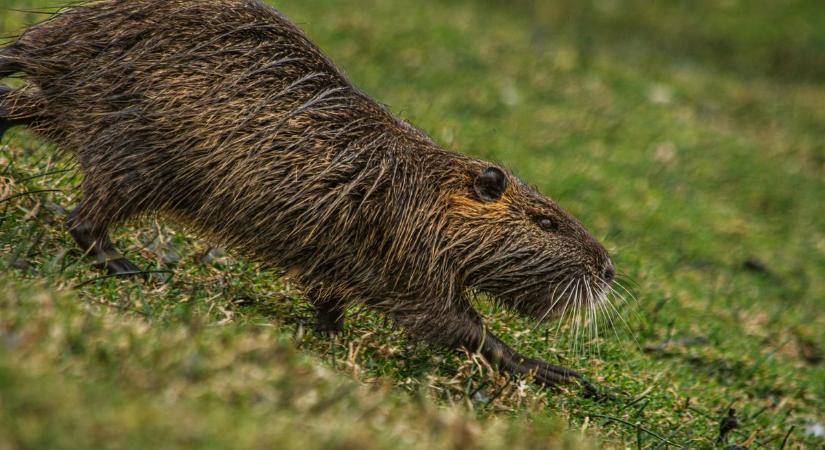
(473, 167, 507, 202)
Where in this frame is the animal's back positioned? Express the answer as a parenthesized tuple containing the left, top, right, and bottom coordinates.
(1, 0, 437, 266)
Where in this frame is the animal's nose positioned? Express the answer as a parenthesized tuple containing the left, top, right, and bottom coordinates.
(602, 259, 615, 283)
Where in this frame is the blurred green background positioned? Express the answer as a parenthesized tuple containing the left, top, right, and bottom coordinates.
(1, 1, 823, 449)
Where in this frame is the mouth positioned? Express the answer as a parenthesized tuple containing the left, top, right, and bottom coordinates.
(503, 272, 613, 326)
(550, 275, 607, 313)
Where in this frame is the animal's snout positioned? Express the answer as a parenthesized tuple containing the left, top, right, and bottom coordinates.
(602, 259, 615, 283)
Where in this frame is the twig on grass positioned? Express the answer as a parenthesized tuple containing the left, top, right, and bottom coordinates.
(590, 413, 685, 449)
(16, 168, 72, 183)
(778, 425, 795, 450)
(73, 270, 173, 288)
(486, 377, 512, 406)
(0, 188, 62, 203)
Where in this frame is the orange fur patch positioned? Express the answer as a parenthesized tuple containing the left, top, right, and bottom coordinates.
(446, 190, 515, 219)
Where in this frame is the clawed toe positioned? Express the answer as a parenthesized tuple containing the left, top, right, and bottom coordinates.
(527, 360, 609, 398)
(315, 315, 344, 335)
(312, 296, 346, 336)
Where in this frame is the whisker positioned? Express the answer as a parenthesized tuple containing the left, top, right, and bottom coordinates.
(616, 272, 641, 289)
(584, 278, 594, 357)
(550, 277, 577, 343)
(613, 278, 640, 305)
(578, 279, 586, 357)
(603, 293, 642, 351)
(584, 281, 591, 357)
(597, 274, 641, 320)
(573, 278, 583, 357)
(597, 288, 624, 345)
(570, 280, 579, 355)
(576, 280, 587, 357)
(604, 278, 646, 327)
(565, 279, 579, 356)
(531, 278, 568, 332)
(594, 279, 605, 357)
(588, 278, 600, 359)
(591, 274, 644, 352)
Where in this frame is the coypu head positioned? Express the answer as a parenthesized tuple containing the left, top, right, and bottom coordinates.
(449, 164, 614, 321)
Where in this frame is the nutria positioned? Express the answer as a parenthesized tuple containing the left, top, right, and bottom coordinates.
(0, 0, 615, 390)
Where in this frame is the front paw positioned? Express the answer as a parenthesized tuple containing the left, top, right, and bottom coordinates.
(315, 311, 344, 335)
(526, 359, 609, 399)
(103, 257, 142, 275)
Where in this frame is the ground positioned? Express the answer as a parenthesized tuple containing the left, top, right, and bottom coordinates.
(1, 1, 823, 449)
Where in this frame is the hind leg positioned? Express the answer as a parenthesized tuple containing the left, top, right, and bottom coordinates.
(305, 288, 346, 334)
(66, 203, 141, 275)
(314, 298, 346, 334)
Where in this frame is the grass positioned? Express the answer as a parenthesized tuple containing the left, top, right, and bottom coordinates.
(1, 0, 824, 449)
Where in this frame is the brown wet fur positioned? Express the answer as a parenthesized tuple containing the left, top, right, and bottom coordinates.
(0, 0, 615, 391)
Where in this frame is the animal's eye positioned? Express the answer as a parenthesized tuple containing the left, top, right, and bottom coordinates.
(536, 216, 557, 232)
